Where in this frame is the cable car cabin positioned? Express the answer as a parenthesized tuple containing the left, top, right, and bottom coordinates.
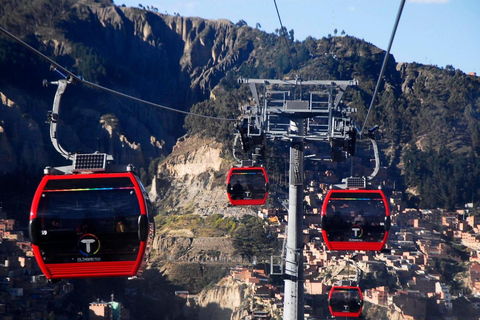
(226, 167, 268, 206)
(29, 172, 153, 279)
(321, 189, 390, 251)
(328, 286, 364, 318)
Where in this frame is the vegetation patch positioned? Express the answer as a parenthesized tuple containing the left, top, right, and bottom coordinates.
(166, 262, 230, 293)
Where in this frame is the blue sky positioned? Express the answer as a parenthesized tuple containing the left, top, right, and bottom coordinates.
(115, 0, 479, 74)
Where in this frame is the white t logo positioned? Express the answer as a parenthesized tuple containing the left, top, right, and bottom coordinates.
(352, 227, 361, 237)
(81, 239, 96, 253)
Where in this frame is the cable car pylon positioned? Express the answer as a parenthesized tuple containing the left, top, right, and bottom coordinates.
(238, 77, 358, 320)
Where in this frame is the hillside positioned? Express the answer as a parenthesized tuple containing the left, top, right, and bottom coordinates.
(1, 0, 479, 217)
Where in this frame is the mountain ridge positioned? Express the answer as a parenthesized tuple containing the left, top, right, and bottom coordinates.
(0, 0, 479, 216)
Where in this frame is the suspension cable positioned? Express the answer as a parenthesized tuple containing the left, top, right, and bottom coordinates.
(273, 0, 295, 69)
(360, 0, 406, 134)
(0, 24, 237, 122)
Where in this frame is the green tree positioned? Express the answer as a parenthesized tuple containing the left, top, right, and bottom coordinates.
(232, 216, 278, 261)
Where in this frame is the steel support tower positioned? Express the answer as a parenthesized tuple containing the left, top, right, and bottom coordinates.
(284, 118, 305, 320)
(238, 77, 357, 320)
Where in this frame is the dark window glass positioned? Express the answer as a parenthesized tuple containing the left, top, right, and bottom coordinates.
(35, 178, 141, 264)
(228, 169, 267, 200)
(330, 289, 362, 313)
(324, 192, 386, 242)
(43, 177, 134, 190)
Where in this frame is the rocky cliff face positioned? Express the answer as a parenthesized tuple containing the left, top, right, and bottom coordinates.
(363, 303, 405, 320)
(0, 0, 254, 174)
(151, 134, 257, 217)
(0, 91, 49, 173)
(195, 277, 251, 320)
(154, 235, 244, 264)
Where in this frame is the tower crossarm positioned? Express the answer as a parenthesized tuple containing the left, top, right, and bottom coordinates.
(238, 77, 358, 143)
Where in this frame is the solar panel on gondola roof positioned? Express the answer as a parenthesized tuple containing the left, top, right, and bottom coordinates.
(73, 153, 107, 172)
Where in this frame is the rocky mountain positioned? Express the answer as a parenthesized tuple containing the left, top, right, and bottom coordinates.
(0, 0, 252, 170)
(195, 277, 251, 320)
(0, 0, 258, 219)
(1, 0, 479, 217)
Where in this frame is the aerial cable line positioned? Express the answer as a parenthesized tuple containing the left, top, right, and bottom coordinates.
(360, 0, 406, 134)
(0, 25, 237, 122)
(273, 0, 295, 70)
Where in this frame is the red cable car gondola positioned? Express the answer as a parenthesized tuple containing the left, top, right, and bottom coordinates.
(321, 189, 390, 251)
(226, 167, 268, 206)
(29, 172, 153, 279)
(328, 286, 364, 318)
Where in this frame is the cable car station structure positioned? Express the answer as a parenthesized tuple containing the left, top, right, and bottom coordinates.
(238, 77, 359, 320)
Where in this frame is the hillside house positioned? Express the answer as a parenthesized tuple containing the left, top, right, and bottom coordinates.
(470, 263, 480, 297)
(435, 282, 453, 311)
(364, 286, 389, 306)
